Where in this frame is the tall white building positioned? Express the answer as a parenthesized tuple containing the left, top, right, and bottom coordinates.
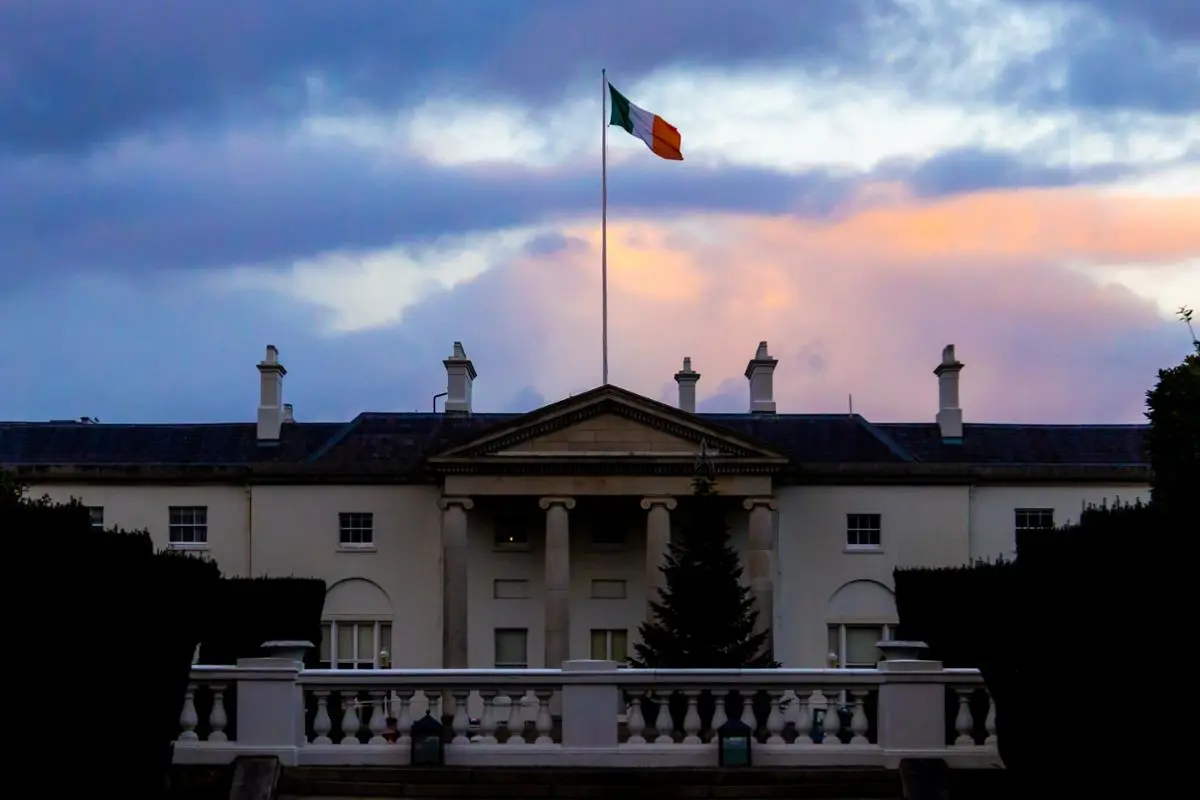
(0, 342, 1148, 669)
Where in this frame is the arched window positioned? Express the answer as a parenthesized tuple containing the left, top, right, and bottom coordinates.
(319, 578, 394, 669)
(825, 580, 898, 668)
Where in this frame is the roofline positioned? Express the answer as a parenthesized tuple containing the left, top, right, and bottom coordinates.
(4, 461, 1150, 486)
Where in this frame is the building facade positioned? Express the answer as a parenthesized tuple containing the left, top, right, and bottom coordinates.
(0, 342, 1149, 669)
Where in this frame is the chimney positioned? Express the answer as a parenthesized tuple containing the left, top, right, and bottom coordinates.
(674, 357, 700, 413)
(934, 344, 964, 442)
(282, 403, 295, 423)
(744, 340, 778, 414)
(443, 341, 477, 414)
(256, 345, 287, 441)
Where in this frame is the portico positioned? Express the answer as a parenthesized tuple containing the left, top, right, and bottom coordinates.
(428, 384, 788, 670)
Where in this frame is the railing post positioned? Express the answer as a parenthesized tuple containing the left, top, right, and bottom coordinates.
(874, 641, 947, 762)
(560, 659, 619, 748)
(233, 646, 308, 766)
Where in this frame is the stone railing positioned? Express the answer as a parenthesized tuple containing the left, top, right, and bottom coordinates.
(174, 646, 1000, 769)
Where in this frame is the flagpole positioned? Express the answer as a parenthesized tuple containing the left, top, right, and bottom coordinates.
(601, 68, 609, 386)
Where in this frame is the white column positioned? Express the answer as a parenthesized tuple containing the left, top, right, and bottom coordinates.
(640, 496, 677, 618)
(743, 497, 777, 660)
(539, 497, 575, 669)
(438, 496, 473, 669)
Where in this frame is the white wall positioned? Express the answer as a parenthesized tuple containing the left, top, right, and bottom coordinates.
(969, 484, 1149, 561)
(27, 477, 1149, 670)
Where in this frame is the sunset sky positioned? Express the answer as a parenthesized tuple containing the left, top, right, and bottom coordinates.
(1, 0, 1196, 424)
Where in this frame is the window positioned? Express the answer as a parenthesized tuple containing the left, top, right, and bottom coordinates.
(827, 624, 892, 668)
(87, 506, 104, 530)
(168, 506, 208, 545)
(338, 512, 374, 548)
(590, 514, 627, 548)
(494, 628, 529, 668)
(591, 578, 627, 599)
(590, 629, 628, 662)
(318, 620, 392, 669)
(493, 579, 530, 599)
(846, 513, 882, 549)
(1015, 508, 1054, 533)
(494, 516, 530, 549)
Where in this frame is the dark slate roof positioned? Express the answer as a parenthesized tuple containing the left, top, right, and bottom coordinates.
(875, 423, 1148, 465)
(0, 412, 1149, 469)
(0, 421, 342, 465)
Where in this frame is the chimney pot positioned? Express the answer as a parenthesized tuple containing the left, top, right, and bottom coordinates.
(934, 343, 964, 442)
(282, 403, 294, 423)
(443, 340, 477, 414)
(744, 340, 778, 414)
(674, 356, 701, 413)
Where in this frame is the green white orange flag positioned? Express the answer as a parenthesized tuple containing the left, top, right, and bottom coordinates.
(607, 83, 683, 161)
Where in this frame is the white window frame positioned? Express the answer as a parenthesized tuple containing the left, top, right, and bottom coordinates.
(590, 628, 629, 662)
(168, 505, 208, 547)
(338, 511, 375, 549)
(845, 513, 882, 551)
(827, 623, 893, 668)
(494, 628, 529, 668)
(319, 620, 392, 669)
(1014, 507, 1055, 534)
(87, 506, 104, 530)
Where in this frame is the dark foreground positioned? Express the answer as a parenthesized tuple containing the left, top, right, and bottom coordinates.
(171, 764, 1011, 800)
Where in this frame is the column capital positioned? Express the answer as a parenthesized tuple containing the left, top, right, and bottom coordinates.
(742, 496, 777, 512)
(640, 496, 678, 511)
(438, 496, 475, 511)
(539, 496, 576, 511)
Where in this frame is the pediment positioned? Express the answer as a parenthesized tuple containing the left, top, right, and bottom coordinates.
(496, 413, 699, 456)
(427, 384, 786, 467)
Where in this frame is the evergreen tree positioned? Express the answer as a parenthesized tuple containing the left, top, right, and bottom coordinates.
(1144, 307, 1200, 518)
(631, 447, 777, 668)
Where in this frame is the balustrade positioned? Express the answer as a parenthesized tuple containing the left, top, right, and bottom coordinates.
(173, 662, 1001, 768)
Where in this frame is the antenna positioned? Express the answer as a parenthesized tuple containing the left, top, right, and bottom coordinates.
(432, 391, 448, 413)
(848, 394, 853, 416)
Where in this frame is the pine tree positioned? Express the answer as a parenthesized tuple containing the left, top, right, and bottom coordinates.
(631, 449, 777, 668)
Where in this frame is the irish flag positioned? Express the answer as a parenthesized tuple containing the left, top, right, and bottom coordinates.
(608, 83, 683, 161)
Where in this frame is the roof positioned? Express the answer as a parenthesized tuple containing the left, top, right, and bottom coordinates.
(0, 387, 1149, 482)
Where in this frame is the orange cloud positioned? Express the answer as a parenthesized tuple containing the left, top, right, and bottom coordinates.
(471, 183, 1192, 423)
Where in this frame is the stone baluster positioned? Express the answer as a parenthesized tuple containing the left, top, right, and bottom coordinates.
(681, 690, 703, 744)
(368, 691, 389, 744)
(626, 694, 647, 744)
(394, 690, 414, 746)
(423, 688, 442, 721)
(534, 690, 555, 744)
(765, 690, 786, 743)
(984, 691, 997, 745)
(478, 690, 499, 744)
(848, 689, 870, 744)
(311, 691, 333, 744)
(652, 691, 674, 744)
(738, 692, 755, 738)
(821, 690, 842, 745)
(208, 685, 228, 742)
(451, 690, 471, 744)
(954, 688, 974, 746)
(501, 691, 526, 744)
(794, 690, 813, 744)
(178, 684, 199, 742)
(340, 695, 362, 745)
(709, 692, 728, 742)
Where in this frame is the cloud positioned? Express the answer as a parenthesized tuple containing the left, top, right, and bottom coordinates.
(0, 0, 880, 156)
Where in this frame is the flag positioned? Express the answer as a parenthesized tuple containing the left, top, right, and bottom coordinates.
(608, 83, 683, 161)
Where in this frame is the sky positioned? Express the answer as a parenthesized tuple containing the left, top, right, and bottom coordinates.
(1, 0, 1197, 425)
